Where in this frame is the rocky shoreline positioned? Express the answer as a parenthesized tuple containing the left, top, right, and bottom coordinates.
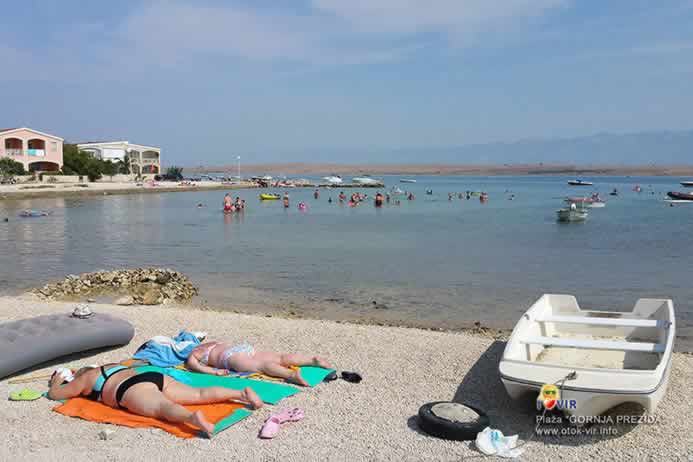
(31, 268, 199, 305)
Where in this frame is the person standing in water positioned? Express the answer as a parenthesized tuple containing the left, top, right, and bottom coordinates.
(314, 189, 319, 199)
(283, 192, 290, 208)
(223, 193, 234, 212)
(339, 191, 346, 202)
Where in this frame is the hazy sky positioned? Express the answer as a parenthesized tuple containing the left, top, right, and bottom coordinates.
(2, 1, 693, 165)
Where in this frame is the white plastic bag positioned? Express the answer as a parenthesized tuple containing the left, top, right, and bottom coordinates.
(54, 367, 74, 383)
(475, 427, 525, 459)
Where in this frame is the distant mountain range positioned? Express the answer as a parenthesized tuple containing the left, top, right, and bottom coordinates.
(189, 130, 693, 172)
(381, 130, 693, 165)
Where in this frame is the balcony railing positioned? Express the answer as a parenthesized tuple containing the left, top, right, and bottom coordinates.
(141, 159, 159, 165)
(4, 148, 23, 156)
(27, 149, 45, 157)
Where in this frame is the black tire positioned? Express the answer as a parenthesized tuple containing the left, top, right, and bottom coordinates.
(417, 401, 489, 441)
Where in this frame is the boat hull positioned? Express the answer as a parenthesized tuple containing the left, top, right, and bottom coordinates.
(568, 181, 593, 186)
(557, 209, 588, 222)
(680, 181, 693, 187)
(667, 191, 693, 201)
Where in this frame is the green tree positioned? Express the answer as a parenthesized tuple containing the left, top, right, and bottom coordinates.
(101, 160, 118, 179)
(166, 166, 184, 180)
(62, 144, 102, 181)
(117, 153, 131, 174)
(0, 157, 26, 176)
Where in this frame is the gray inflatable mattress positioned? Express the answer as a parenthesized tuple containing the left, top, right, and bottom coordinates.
(0, 312, 135, 379)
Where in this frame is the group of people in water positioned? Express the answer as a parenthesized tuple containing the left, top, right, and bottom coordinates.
(222, 193, 246, 213)
(447, 191, 492, 202)
(47, 337, 332, 437)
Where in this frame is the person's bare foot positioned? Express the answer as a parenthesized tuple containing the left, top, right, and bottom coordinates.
(312, 356, 332, 369)
(240, 387, 264, 409)
(288, 370, 309, 386)
(189, 410, 215, 437)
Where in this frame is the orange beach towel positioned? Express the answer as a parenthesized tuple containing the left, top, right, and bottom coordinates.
(53, 397, 246, 439)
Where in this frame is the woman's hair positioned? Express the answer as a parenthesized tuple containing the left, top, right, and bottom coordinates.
(74, 366, 97, 378)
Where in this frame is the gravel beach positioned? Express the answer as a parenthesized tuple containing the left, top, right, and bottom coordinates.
(1, 296, 692, 461)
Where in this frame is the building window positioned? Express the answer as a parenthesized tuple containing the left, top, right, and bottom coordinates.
(50, 142, 57, 152)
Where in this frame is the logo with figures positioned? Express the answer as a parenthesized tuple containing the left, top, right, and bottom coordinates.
(537, 384, 577, 411)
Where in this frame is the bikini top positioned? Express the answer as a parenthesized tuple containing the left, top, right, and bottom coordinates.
(88, 365, 129, 401)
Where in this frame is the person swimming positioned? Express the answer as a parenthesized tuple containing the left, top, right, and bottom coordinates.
(374, 192, 384, 207)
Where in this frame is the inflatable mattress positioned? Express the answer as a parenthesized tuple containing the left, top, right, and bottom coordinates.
(0, 312, 135, 379)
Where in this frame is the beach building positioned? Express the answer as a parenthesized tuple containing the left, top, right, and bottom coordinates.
(77, 141, 161, 174)
(0, 127, 64, 172)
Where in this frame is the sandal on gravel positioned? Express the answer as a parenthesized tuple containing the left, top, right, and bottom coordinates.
(9, 388, 43, 401)
(259, 408, 305, 439)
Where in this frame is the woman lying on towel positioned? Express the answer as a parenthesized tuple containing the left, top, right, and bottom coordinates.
(186, 342, 332, 387)
(47, 363, 263, 436)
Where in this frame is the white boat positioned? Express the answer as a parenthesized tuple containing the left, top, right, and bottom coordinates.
(564, 193, 606, 208)
(322, 175, 343, 184)
(568, 180, 593, 186)
(556, 206, 588, 222)
(680, 181, 693, 187)
(499, 294, 675, 419)
(400, 179, 417, 183)
(353, 176, 380, 185)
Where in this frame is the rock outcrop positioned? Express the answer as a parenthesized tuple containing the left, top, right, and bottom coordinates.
(32, 268, 198, 305)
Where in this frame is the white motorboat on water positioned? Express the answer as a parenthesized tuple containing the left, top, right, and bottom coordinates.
(400, 179, 417, 183)
(564, 193, 606, 208)
(353, 176, 380, 185)
(322, 175, 343, 184)
(568, 180, 593, 186)
(556, 204, 588, 222)
(680, 181, 693, 187)
(499, 294, 675, 419)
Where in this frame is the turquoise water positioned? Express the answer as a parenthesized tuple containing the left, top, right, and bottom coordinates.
(1, 175, 691, 332)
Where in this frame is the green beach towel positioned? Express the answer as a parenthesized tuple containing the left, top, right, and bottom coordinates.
(135, 366, 334, 403)
(136, 366, 300, 405)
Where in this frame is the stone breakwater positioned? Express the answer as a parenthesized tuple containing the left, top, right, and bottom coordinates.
(31, 268, 199, 305)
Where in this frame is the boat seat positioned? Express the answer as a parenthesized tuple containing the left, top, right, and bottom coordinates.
(521, 336, 665, 353)
(537, 315, 669, 329)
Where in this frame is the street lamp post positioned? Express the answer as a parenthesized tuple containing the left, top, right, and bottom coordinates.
(237, 156, 241, 180)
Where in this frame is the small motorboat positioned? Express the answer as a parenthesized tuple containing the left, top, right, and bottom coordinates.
(564, 193, 606, 208)
(322, 175, 343, 185)
(666, 191, 693, 201)
(353, 176, 381, 185)
(680, 181, 693, 187)
(259, 193, 281, 200)
(556, 204, 588, 222)
(499, 294, 675, 419)
(400, 179, 417, 183)
(19, 210, 50, 218)
(568, 179, 593, 186)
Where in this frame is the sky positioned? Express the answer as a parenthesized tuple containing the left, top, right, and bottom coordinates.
(1, 0, 693, 165)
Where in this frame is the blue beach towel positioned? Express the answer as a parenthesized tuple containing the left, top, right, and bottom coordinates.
(133, 331, 200, 367)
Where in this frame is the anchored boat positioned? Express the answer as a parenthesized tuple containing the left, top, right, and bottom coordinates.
(499, 294, 675, 419)
(568, 180, 593, 186)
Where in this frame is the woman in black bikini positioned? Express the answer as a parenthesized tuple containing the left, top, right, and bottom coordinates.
(47, 363, 263, 436)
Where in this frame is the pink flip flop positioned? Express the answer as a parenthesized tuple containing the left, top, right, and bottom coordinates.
(259, 408, 305, 439)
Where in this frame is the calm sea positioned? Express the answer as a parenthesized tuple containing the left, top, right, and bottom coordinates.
(1, 175, 691, 337)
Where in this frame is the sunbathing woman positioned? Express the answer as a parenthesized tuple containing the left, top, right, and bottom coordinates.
(47, 363, 263, 436)
(186, 342, 332, 387)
